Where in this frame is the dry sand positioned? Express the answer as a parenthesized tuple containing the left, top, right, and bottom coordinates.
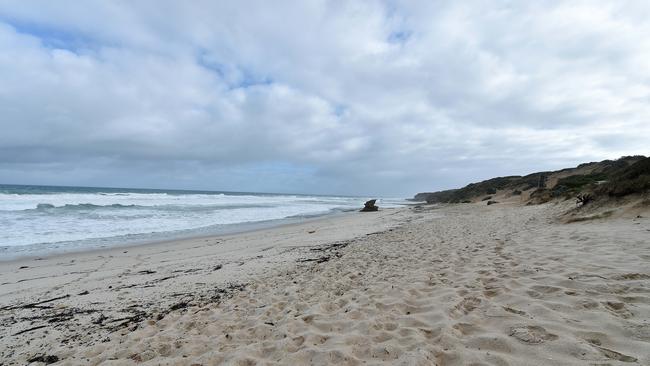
(1, 202, 649, 365)
(0, 209, 407, 364)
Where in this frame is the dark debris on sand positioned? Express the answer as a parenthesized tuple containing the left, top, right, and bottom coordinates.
(0, 280, 247, 364)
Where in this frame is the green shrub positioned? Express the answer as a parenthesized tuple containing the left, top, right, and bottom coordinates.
(519, 172, 548, 190)
(415, 156, 648, 204)
(598, 157, 650, 197)
(551, 173, 608, 199)
(555, 173, 607, 190)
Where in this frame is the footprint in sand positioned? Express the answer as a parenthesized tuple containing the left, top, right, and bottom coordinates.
(530, 285, 562, 294)
(453, 322, 480, 336)
(483, 289, 500, 298)
(502, 306, 527, 316)
(450, 296, 481, 318)
(602, 301, 633, 318)
(592, 345, 638, 363)
(627, 323, 650, 341)
(577, 299, 600, 309)
(579, 332, 608, 347)
(526, 290, 542, 299)
(508, 325, 558, 344)
(612, 273, 650, 280)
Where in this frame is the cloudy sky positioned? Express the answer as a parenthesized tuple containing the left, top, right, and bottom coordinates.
(0, 1, 648, 196)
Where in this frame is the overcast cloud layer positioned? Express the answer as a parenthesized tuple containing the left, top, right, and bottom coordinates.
(0, 1, 649, 196)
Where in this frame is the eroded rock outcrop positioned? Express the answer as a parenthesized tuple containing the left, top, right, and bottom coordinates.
(360, 199, 379, 212)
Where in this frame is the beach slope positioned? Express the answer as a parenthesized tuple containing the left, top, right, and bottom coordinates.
(2, 202, 649, 365)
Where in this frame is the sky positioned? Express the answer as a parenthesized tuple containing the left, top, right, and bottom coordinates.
(0, 1, 648, 197)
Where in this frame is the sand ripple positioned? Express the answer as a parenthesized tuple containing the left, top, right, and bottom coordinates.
(5, 203, 650, 365)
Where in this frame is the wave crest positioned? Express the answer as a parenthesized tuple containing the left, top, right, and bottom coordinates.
(35, 203, 138, 210)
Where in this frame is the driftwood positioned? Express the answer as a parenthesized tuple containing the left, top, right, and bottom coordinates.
(1, 294, 70, 311)
(2, 271, 248, 366)
(576, 193, 593, 206)
(13, 325, 48, 336)
(310, 241, 349, 252)
(297, 241, 351, 264)
(3, 282, 248, 338)
(297, 256, 331, 264)
(27, 354, 59, 364)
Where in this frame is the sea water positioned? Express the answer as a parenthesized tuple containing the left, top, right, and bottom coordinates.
(0, 184, 405, 259)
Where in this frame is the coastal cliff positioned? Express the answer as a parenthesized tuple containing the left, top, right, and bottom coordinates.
(414, 155, 650, 205)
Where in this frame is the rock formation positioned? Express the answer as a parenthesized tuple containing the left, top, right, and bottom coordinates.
(360, 199, 379, 212)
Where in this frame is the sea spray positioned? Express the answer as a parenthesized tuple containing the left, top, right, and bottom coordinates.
(0, 184, 406, 259)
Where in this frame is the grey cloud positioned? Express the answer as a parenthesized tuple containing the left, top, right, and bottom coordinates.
(0, 1, 648, 196)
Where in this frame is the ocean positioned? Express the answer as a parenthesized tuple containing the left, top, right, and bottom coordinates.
(0, 184, 406, 260)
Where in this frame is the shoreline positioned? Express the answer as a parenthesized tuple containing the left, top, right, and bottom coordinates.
(1, 183, 398, 264)
(0, 207, 413, 364)
(2, 202, 649, 365)
(0, 208, 362, 265)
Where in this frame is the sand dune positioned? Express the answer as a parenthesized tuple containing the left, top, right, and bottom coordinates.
(2, 202, 649, 365)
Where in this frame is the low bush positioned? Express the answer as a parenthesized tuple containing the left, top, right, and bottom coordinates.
(415, 156, 648, 204)
(597, 157, 650, 197)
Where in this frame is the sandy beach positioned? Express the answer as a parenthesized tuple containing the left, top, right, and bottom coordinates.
(3, 1, 649, 364)
(2, 202, 649, 365)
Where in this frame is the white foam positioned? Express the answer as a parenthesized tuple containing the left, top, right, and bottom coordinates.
(0, 192, 407, 254)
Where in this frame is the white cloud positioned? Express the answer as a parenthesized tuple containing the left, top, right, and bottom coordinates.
(0, 1, 648, 196)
